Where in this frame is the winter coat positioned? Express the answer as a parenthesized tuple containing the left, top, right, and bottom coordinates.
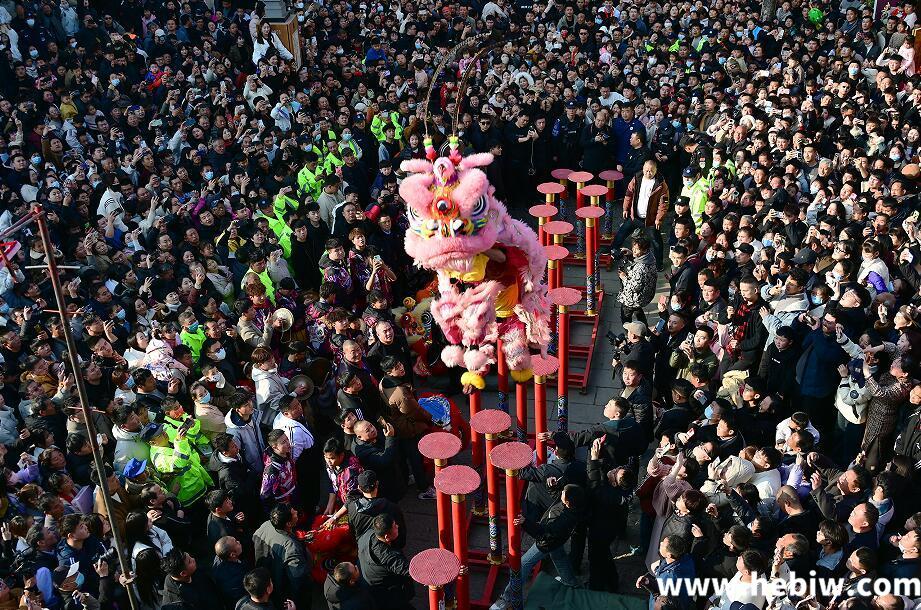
(759, 289, 810, 351)
(224, 409, 267, 474)
(0, 406, 19, 445)
(623, 173, 669, 227)
(113, 425, 150, 475)
(260, 450, 297, 509)
(378, 377, 432, 438)
(357, 530, 413, 609)
(252, 368, 290, 427)
(619, 250, 658, 308)
(252, 520, 311, 606)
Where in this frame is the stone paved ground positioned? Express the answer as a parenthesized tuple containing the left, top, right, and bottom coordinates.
(395, 231, 671, 609)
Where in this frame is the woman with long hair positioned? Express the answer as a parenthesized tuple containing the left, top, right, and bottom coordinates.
(132, 548, 164, 610)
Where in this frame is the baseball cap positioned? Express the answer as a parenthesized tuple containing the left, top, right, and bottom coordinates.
(624, 321, 647, 336)
(735, 243, 755, 255)
(139, 423, 165, 442)
(354, 112, 365, 122)
(565, 100, 577, 109)
(682, 166, 698, 178)
(154, 28, 166, 37)
(357, 470, 378, 492)
(122, 458, 147, 479)
(792, 247, 817, 265)
(52, 563, 80, 588)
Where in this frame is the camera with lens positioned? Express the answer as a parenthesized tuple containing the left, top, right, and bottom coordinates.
(605, 331, 631, 361)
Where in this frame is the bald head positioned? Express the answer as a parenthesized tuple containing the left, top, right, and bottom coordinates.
(215, 536, 241, 560)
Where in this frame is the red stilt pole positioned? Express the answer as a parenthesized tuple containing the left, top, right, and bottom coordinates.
(576, 206, 604, 316)
(545, 245, 567, 291)
(418, 432, 462, 551)
(515, 380, 528, 443)
(549, 288, 582, 432)
(543, 221, 572, 289)
(410, 548, 460, 610)
(490, 442, 533, 610)
(599, 169, 624, 241)
(530, 355, 560, 464)
(470, 409, 512, 567)
(497, 339, 509, 416)
(568, 171, 593, 210)
(468, 390, 486, 517)
(435, 466, 479, 610)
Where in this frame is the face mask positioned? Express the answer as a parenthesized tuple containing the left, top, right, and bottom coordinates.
(111, 78, 120, 87)
(848, 67, 858, 76)
(718, 56, 727, 65)
(204, 170, 214, 180)
(26, 19, 35, 27)
(187, 322, 199, 333)
(199, 391, 212, 404)
(762, 238, 773, 248)
(166, 303, 181, 312)
(116, 309, 127, 320)
(595, 17, 603, 24)
(70, 41, 77, 48)
(706, 250, 715, 262)
(671, 302, 682, 311)
(298, 14, 305, 22)
(29, 49, 39, 59)
(890, 153, 902, 162)
(74, 573, 85, 589)
(704, 405, 714, 418)
(672, 120, 682, 128)
(735, 31, 744, 38)
(415, 41, 423, 50)
(214, 348, 226, 361)
(683, 178, 694, 187)
(31, 155, 42, 165)
(810, 295, 824, 306)
(832, 272, 844, 280)
(343, 133, 352, 142)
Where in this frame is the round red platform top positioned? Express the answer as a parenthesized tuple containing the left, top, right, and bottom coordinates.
(470, 409, 512, 435)
(490, 441, 533, 471)
(537, 182, 566, 195)
(529, 204, 558, 218)
(542, 220, 574, 235)
(434, 465, 480, 496)
(551, 168, 573, 180)
(599, 169, 624, 182)
(568, 171, 593, 183)
(575, 206, 605, 219)
(409, 548, 460, 587)
(580, 184, 609, 198)
(548, 287, 583, 307)
(531, 354, 560, 377)
(543, 245, 569, 261)
(418, 432, 462, 461)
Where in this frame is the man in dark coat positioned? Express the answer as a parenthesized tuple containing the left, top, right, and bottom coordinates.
(324, 562, 377, 610)
(212, 536, 251, 610)
(357, 514, 413, 610)
(345, 470, 406, 549)
(252, 505, 312, 610)
(352, 419, 406, 502)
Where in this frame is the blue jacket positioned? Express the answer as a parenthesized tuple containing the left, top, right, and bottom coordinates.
(796, 329, 848, 397)
(652, 554, 696, 610)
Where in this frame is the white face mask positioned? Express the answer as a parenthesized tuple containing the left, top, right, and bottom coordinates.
(213, 348, 226, 361)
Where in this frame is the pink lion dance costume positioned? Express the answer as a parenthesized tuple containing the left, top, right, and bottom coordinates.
(399, 136, 552, 390)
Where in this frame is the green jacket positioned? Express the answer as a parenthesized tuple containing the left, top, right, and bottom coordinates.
(297, 164, 322, 201)
(681, 177, 711, 229)
(179, 327, 207, 363)
(241, 267, 276, 304)
(370, 111, 403, 143)
(669, 346, 719, 383)
(150, 438, 213, 506)
(163, 415, 210, 454)
(259, 208, 294, 259)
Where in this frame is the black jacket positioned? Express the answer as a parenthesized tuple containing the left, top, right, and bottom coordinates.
(569, 417, 647, 468)
(533, 501, 579, 552)
(347, 496, 406, 549)
(357, 531, 413, 609)
(519, 457, 587, 531)
(212, 558, 250, 610)
(323, 573, 377, 610)
(354, 434, 406, 503)
(161, 573, 215, 609)
(586, 458, 632, 540)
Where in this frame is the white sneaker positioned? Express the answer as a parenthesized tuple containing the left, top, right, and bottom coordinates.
(417, 487, 437, 500)
(488, 599, 507, 610)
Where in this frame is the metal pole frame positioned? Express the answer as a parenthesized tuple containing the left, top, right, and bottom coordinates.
(30, 205, 138, 610)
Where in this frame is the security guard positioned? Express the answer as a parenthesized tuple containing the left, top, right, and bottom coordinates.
(162, 397, 211, 457)
(551, 100, 583, 170)
(144, 422, 213, 507)
(680, 166, 711, 230)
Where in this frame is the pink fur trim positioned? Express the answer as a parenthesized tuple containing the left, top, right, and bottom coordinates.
(500, 323, 532, 371)
(463, 345, 495, 374)
(458, 153, 494, 170)
(400, 159, 434, 174)
(441, 345, 466, 368)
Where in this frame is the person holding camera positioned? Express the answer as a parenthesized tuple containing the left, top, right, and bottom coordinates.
(617, 236, 659, 325)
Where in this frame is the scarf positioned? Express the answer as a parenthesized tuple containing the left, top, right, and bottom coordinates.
(729, 299, 755, 357)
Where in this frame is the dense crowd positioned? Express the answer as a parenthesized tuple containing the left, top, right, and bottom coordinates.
(0, 0, 920, 609)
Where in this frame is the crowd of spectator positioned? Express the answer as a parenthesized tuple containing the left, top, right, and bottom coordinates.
(0, 0, 919, 609)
